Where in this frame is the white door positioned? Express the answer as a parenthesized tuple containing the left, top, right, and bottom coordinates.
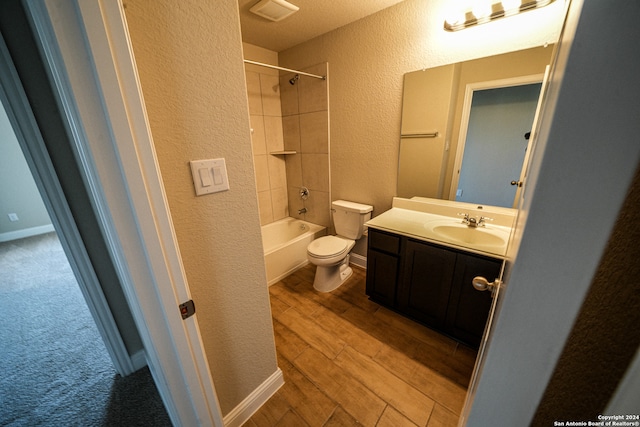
(459, 65, 552, 424)
(511, 66, 552, 207)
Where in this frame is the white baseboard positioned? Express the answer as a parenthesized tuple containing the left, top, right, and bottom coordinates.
(131, 349, 148, 372)
(0, 224, 55, 243)
(223, 368, 284, 427)
(349, 252, 367, 269)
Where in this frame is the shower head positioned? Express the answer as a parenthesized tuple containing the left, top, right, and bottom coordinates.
(289, 74, 299, 85)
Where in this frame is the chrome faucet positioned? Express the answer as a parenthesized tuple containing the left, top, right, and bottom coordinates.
(298, 208, 307, 215)
(458, 212, 474, 227)
(458, 213, 493, 228)
(478, 216, 493, 227)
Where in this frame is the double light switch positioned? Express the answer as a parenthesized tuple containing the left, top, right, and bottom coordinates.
(189, 158, 230, 196)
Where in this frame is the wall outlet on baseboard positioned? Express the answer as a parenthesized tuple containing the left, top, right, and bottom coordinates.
(8, 213, 19, 222)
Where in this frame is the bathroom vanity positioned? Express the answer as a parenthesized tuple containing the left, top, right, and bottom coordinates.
(364, 197, 515, 348)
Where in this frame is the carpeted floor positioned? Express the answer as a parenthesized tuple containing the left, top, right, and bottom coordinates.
(0, 232, 172, 426)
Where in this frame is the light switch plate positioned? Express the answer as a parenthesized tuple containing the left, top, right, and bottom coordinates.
(189, 158, 230, 196)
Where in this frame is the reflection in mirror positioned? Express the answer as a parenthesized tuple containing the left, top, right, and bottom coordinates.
(398, 46, 554, 208)
(454, 81, 542, 208)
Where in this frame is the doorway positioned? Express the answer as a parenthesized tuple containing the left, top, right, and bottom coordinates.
(0, 103, 170, 425)
(450, 76, 544, 208)
(457, 83, 542, 207)
(0, 232, 171, 425)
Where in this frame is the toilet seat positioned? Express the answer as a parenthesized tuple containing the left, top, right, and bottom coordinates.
(307, 236, 349, 259)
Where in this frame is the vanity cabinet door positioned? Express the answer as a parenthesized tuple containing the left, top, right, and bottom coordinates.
(398, 240, 456, 329)
(445, 253, 501, 347)
(366, 229, 401, 306)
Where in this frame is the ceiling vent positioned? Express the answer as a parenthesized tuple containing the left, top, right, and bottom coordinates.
(249, 0, 299, 22)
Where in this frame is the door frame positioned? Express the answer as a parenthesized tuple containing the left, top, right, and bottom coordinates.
(459, 67, 551, 424)
(449, 74, 544, 205)
(0, 33, 138, 377)
(19, 0, 225, 425)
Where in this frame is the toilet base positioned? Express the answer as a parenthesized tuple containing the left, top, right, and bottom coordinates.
(313, 257, 353, 293)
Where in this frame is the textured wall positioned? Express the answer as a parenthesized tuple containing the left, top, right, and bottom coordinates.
(124, 0, 277, 415)
(279, 0, 565, 219)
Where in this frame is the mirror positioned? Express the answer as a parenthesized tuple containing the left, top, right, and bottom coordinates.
(398, 46, 554, 207)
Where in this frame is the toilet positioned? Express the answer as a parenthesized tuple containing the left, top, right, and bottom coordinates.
(307, 200, 373, 292)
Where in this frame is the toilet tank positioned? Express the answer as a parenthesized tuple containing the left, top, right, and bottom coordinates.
(332, 200, 373, 239)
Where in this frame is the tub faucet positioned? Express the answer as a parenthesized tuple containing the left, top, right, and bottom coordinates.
(298, 208, 307, 215)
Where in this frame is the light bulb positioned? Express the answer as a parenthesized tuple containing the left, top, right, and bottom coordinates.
(501, 0, 523, 12)
(472, 0, 493, 20)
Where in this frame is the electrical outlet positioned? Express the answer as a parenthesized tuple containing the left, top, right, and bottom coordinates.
(8, 213, 19, 222)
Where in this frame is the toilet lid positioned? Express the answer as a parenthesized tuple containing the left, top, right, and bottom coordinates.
(308, 236, 349, 258)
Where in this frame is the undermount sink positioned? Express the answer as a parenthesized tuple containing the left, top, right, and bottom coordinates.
(424, 220, 510, 250)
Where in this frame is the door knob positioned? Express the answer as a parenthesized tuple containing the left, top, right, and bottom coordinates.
(472, 276, 502, 292)
(510, 180, 523, 187)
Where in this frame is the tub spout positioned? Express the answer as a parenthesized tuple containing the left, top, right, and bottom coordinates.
(298, 208, 307, 214)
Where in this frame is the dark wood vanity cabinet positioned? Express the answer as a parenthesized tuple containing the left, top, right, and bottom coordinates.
(398, 240, 456, 330)
(365, 229, 402, 307)
(366, 229, 501, 348)
(444, 252, 501, 346)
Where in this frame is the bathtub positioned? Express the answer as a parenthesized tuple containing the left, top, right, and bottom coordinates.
(262, 217, 326, 286)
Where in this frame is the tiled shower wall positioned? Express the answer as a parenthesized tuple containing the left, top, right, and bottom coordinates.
(281, 63, 330, 229)
(246, 68, 288, 224)
(246, 62, 330, 228)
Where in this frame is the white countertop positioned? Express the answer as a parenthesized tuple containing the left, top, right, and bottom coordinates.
(366, 202, 514, 259)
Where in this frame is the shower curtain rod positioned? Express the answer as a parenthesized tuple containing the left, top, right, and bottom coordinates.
(243, 59, 326, 80)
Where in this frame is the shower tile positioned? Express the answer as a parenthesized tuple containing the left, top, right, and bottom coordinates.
(260, 74, 282, 117)
(271, 187, 289, 221)
(253, 155, 271, 192)
(300, 111, 328, 154)
(280, 73, 299, 116)
(298, 64, 327, 114)
(301, 153, 329, 192)
(245, 71, 263, 115)
(305, 190, 330, 228)
(282, 116, 301, 152)
(287, 186, 306, 219)
(250, 115, 266, 155)
(285, 154, 302, 188)
(267, 155, 287, 189)
(257, 190, 274, 225)
(264, 116, 284, 153)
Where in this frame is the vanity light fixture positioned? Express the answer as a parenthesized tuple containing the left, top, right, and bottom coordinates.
(444, 0, 556, 31)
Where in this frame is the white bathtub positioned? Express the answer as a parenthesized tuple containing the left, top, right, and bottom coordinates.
(262, 217, 326, 286)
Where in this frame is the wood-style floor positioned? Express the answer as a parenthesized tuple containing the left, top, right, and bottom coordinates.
(244, 264, 478, 427)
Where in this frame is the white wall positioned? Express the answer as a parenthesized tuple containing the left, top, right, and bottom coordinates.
(0, 103, 52, 240)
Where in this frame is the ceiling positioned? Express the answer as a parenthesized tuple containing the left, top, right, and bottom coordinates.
(238, 0, 407, 52)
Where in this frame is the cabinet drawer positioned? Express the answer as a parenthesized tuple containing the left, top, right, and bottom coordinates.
(369, 229, 401, 254)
